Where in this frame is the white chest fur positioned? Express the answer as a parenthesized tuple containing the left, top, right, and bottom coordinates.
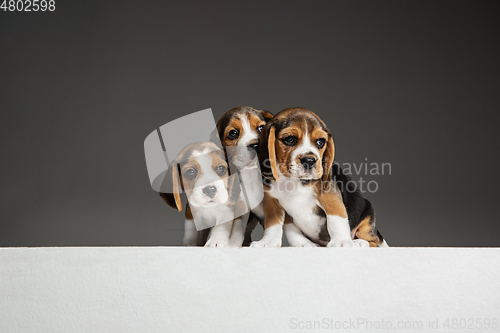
(190, 203, 235, 230)
(267, 176, 326, 243)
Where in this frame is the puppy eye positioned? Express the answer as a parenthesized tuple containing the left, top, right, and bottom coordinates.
(282, 136, 297, 146)
(228, 129, 239, 140)
(316, 138, 326, 149)
(184, 168, 197, 180)
(257, 125, 264, 133)
(215, 165, 227, 176)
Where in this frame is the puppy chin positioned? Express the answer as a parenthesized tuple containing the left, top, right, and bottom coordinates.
(231, 152, 255, 169)
(187, 193, 229, 207)
(188, 199, 225, 207)
(298, 174, 318, 180)
(289, 168, 321, 180)
(232, 157, 252, 169)
(199, 201, 223, 207)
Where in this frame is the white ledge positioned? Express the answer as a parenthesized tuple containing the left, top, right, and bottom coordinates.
(1, 247, 499, 332)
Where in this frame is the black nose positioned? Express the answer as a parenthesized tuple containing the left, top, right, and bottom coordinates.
(247, 143, 259, 151)
(202, 185, 217, 199)
(300, 157, 316, 170)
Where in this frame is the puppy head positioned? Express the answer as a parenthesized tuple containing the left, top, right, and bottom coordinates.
(213, 106, 273, 169)
(160, 142, 236, 210)
(259, 107, 334, 181)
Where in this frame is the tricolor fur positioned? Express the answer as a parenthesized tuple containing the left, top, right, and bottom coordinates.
(213, 106, 273, 246)
(159, 141, 240, 247)
(251, 107, 386, 248)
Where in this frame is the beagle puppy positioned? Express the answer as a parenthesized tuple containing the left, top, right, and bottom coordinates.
(213, 106, 274, 246)
(251, 107, 386, 248)
(159, 141, 243, 247)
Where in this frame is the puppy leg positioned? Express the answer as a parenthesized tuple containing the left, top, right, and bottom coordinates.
(250, 195, 283, 248)
(284, 223, 319, 247)
(250, 224, 282, 248)
(351, 200, 385, 247)
(229, 212, 250, 247)
(204, 206, 235, 247)
(181, 219, 199, 246)
(326, 215, 355, 247)
(205, 221, 233, 247)
(317, 192, 354, 248)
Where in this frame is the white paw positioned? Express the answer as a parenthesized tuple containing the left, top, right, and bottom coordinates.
(250, 238, 281, 248)
(327, 238, 355, 247)
(204, 240, 228, 248)
(353, 239, 370, 247)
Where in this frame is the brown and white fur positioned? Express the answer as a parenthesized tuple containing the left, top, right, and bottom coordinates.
(159, 141, 243, 247)
(212, 106, 273, 246)
(251, 107, 386, 248)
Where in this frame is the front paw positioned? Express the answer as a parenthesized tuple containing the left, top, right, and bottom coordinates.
(327, 238, 355, 247)
(353, 239, 370, 247)
(250, 238, 281, 248)
(204, 239, 228, 248)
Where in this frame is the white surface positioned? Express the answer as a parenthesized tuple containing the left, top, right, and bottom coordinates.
(1, 247, 499, 332)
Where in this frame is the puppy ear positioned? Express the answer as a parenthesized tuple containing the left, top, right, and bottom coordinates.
(268, 126, 279, 181)
(258, 110, 274, 121)
(322, 136, 335, 182)
(159, 163, 183, 211)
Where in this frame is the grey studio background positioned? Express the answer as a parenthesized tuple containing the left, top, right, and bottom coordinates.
(1, 1, 499, 247)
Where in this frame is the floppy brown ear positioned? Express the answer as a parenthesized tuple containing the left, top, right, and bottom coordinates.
(258, 110, 274, 121)
(322, 136, 335, 182)
(268, 126, 279, 181)
(159, 163, 183, 211)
